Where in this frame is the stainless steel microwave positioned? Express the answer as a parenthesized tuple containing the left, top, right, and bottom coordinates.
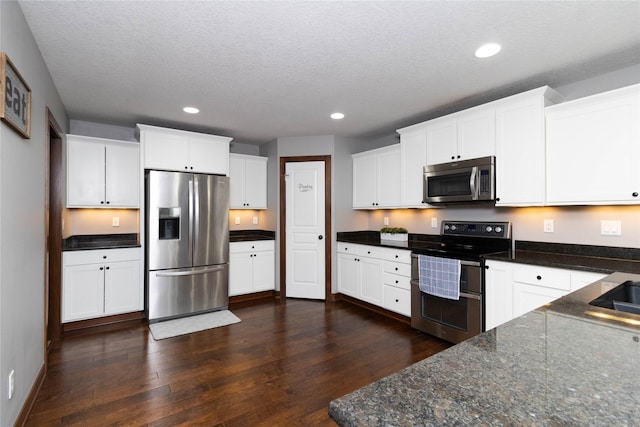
(423, 156, 495, 204)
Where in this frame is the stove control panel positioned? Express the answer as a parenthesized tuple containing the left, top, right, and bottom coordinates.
(442, 221, 511, 239)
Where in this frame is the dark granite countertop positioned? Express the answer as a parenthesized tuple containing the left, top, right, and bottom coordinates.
(484, 241, 640, 275)
(337, 231, 442, 252)
(338, 232, 640, 275)
(329, 271, 640, 426)
(62, 233, 140, 251)
(230, 229, 275, 242)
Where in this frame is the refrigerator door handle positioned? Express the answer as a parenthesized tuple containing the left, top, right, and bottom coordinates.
(193, 177, 200, 254)
(188, 178, 194, 255)
(154, 265, 226, 277)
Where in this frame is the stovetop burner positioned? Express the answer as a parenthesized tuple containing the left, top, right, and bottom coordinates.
(411, 221, 512, 261)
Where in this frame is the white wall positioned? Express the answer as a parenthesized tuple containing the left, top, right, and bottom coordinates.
(0, 2, 68, 425)
(368, 206, 640, 249)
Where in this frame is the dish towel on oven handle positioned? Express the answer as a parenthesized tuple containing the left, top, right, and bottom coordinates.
(418, 254, 461, 300)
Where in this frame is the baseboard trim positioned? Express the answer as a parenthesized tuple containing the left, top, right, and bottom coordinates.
(338, 294, 411, 325)
(15, 363, 45, 427)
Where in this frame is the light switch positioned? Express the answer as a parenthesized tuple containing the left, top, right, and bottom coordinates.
(431, 218, 438, 228)
(112, 217, 120, 227)
(253, 216, 258, 225)
(234, 216, 241, 225)
(383, 217, 389, 226)
(543, 219, 554, 233)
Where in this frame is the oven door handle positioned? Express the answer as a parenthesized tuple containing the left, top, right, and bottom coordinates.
(459, 291, 481, 301)
(410, 254, 480, 268)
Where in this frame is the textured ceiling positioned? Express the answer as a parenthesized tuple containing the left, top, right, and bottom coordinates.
(18, 1, 640, 145)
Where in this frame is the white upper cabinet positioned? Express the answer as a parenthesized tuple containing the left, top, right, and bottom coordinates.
(229, 153, 268, 209)
(426, 106, 495, 165)
(495, 87, 563, 206)
(545, 84, 640, 205)
(398, 124, 429, 207)
(66, 134, 139, 208)
(138, 124, 231, 175)
(352, 145, 401, 209)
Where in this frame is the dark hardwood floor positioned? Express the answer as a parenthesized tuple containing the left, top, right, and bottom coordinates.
(27, 299, 451, 426)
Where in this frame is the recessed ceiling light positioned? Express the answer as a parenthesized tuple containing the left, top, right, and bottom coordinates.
(330, 112, 345, 120)
(183, 106, 200, 114)
(475, 43, 501, 58)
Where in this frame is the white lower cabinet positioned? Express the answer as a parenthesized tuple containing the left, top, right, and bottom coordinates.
(484, 260, 514, 331)
(337, 243, 411, 317)
(485, 260, 606, 330)
(63, 248, 142, 323)
(229, 240, 275, 296)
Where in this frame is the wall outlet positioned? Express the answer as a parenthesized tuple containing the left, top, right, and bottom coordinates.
(383, 217, 389, 226)
(543, 219, 554, 233)
(8, 369, 14, 399)
(601, 220, 621, 236)
(252, 216, 258, 225)
(234, 216, 241, 225)
(431, 218, 438, 228)
(112, 217, 120, 227)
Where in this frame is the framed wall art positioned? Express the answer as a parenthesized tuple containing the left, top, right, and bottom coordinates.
(1, 52, 31, 139)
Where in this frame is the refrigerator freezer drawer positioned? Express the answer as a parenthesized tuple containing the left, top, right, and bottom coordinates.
(147, 264, 229, 322)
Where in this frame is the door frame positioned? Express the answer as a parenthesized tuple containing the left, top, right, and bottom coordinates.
(45, 108, 63, 353)
(279, 156, 332, 301)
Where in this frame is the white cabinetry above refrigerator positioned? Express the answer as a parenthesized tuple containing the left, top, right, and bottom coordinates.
(137, 124, 231, 175)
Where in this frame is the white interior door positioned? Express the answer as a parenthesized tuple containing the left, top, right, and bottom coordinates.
(285, 161, 326, 299)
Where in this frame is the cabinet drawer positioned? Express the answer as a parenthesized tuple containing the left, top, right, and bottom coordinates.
(383, 272, 410, 290)
(383, 285, 411, 317)
(384, 261, 411, 277)
(382, 248, 411, 264)
(357, 245, 383, 258)
(230, 240, 274, 253)
(513, 265, 570, 291)
(337, 242, 359, 254)
(63, 247, 141, 266)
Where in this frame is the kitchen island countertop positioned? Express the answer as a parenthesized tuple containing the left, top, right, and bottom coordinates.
(329, 271, 640, 426)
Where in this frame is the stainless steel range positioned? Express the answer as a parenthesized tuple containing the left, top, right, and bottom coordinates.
(410, 221, 511, 344)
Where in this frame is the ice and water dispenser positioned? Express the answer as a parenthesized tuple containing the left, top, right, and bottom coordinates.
(158, 207, 180, 240)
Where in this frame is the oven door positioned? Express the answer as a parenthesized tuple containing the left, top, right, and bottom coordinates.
(410, 255, 483, 344)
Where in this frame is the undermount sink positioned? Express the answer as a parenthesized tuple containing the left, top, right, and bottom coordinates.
(589, 281, 640, 315)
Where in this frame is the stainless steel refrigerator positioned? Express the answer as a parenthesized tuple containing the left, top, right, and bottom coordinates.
(145, 170, 229, 322)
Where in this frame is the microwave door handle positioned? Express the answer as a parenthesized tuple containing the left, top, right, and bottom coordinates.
(469, 166, 478, 200)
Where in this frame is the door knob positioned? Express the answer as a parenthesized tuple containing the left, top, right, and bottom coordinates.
(318, 235, 324, 240)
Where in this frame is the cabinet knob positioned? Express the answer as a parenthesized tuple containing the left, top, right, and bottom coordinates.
(100, 201, 105, 204)
(633, 192, 639, 197)
(395, 255, 398, 258)
(106, 201, 110, 204)
(395, 267, 398, 271)
(395, 299, 399, 303)
(100, 267, 104, 270)
(496, 197, 500, 202)
(103, 255, 107, 259)
(536, 275, 542, 280)
(185, 166, 188, 170)
(395, 280, 399, 284)
(190, 166, 194, 170)
(106, 266, 110, 270)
